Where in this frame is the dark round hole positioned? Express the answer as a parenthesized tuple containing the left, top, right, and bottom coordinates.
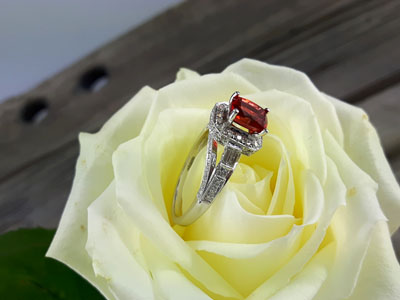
(80, 66, 109, 92)
(21, 99, 49, 124)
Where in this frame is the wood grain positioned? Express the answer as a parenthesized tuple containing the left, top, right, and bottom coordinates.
(1, 0, 359, 181)
(0, 0, 399, 261)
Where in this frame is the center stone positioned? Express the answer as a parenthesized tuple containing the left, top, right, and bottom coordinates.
(230, 95, 268, 134)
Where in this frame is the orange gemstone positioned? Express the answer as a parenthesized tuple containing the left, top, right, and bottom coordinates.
(230, 95, 268, 134)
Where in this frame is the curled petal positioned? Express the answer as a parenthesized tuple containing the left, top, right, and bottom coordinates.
(46, 86, 157, 299)
(326, 93, 400, 233)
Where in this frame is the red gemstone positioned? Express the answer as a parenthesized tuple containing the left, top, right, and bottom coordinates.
(230, 95, 268, 134)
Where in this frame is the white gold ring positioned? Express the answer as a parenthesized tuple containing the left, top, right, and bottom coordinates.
(172, 92, 269, 226)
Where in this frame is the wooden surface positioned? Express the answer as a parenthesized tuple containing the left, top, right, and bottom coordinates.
(0, 0, 399, 258)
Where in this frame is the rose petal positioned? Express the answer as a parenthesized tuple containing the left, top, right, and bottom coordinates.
(141, 237, 213, 300)
(112, 137, 242, 299)
(246, 156, 346, 299)
(139, 72, 261, 141)
(46, 86, 157, 299)
(185, 160, 340, 297)
(326, 93, 400, 234)
(183, 189, 296, 244)
(86, 181, 154, 300)
(188, 223, 304, 297)
(175, 68, 200, 81)
(223, 58, 344, 146)
(314, 131, 388, 299)
(249, 90, 327, 185)
(346, 221, 400, 300)
(229, 164, 273, 214)
(302, 170, 324, 225)
(143, 108, 209, 221)
(232, 133, 294, 216)
(267, 243, 335, 300)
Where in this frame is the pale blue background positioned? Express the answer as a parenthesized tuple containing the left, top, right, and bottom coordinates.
(0, 0, 183, 103)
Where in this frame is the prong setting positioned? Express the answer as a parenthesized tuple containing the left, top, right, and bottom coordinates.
(228, 108, 239, 124)
(254, 128, 269, 138)
(229, 91, 240, 105)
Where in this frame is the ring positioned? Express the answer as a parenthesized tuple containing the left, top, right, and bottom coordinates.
(172, 92, 269, 226)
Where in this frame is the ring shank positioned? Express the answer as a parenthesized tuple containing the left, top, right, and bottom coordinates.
(172, 127, 241, 225)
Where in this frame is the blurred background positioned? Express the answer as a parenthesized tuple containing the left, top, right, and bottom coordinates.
(0, 0, 399, 260)
(0, 0, 182, 102)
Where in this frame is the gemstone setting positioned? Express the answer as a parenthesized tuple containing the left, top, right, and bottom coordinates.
(230, 94, 268, 134)
(209, 102, 262, 156)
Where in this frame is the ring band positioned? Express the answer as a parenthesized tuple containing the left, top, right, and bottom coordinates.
(172, 92, 269, 226)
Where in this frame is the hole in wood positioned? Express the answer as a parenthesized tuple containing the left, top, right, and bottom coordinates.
(80, 66, 109, 92)
(21, 99, 49, 124)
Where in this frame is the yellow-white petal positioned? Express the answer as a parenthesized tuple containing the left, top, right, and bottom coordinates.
(246, 156, 346, 300)
(314, 131, 387, 299)
(46, 86, 157, 299)
(223, 58, 344, 146)
(326, 93, 400, 234)
(112, 137, 242, 299)
(86, 181, 154, 300)
(347, 221, 400, 300)
(142, 237, 213, 300)
(184, 189, 296, 244)
(175, 67, 200, 81)
(268, 243, 335, 300)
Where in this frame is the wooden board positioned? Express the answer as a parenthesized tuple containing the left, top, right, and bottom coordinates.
(0, 0, 399, 256)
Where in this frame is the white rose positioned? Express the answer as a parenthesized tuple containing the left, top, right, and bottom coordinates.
(47, 59, 400, 300)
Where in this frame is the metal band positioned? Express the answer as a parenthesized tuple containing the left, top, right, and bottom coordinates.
(172, 127, 242, 226)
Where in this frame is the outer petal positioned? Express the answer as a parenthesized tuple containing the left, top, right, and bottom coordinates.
(139, 72, 260, 141)
(46, 86, 157, 299)
(112, 137, 242, 299)
(141, 237, 213, 300)
(223, 58, 344, 147)
(175, 68, 200, 81)
(326, 94, 400, 233)
(347, 221, 400, 300)
(314, 131, 387, 300)
(86, 181, 154, 300)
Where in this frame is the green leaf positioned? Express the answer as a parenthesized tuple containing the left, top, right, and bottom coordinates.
(0, 228, 104, 300)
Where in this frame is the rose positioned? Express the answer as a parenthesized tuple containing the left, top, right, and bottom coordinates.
(47, 59, 400, 300)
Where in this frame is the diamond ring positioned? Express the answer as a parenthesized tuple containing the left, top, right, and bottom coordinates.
(172, 92, 269, 226)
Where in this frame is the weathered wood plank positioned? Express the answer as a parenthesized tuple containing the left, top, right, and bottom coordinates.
(392, 155, 400, 183)
(207, 0, 400, 101)
(0, 141, 77, 232)
(0, 0, 379, 181)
